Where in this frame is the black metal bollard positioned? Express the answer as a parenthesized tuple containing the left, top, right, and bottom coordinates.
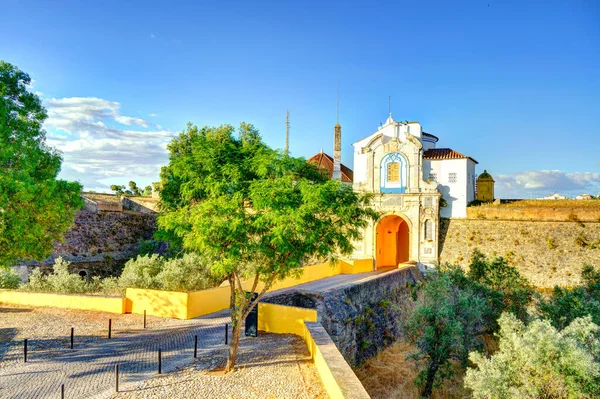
(108, 319, 112, 339)
(144, 310, 147, 329)
(61, 383, 64, 399)
(70, 327, 74, 350)
(158, 348, 162, 374)
(24, 339, 27, 363)
(194, 335, 197, 358)
(225, 323, 228, 345)
(115, 364, 119, 392)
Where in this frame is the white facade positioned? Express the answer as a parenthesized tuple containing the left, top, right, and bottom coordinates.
(348, 115, 478, 268)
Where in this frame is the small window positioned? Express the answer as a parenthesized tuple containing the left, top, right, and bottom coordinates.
(387, 162, 400, 182)
(424, 197, 432, 207)
(429, 172, 437, 181)
(448, 173, 457, 183)
(424, 220, 433, 240)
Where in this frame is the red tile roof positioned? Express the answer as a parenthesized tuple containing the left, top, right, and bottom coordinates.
(308, 152, 354, 183)
(423, 148, 478, 164)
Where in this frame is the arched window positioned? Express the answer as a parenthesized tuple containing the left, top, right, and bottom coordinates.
(380, 152, 408, 193)
(424, 220, 433, 241)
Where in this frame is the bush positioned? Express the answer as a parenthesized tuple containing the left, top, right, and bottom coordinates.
(468, 250, 534, 324)
(118, 253, 220, 292)
(24, 258, 88, 293)
(0, 267, 21, 289)
(538, 265, 600, 329)
(465, 313, 600, 399)
(404, 270, 487, 398)
(118, 254, 164, 290)
(157, 253, 219, 292)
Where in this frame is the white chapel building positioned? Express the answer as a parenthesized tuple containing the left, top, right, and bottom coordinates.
(310, 114, 478, 270)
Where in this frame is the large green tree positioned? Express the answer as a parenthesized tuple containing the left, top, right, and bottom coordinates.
(157, 123, 377, 372)
(0, 61, 83, 268)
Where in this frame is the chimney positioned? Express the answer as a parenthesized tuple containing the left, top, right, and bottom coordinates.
(333, 123, 342, 180)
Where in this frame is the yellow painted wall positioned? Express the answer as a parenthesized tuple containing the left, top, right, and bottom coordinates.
(256, 303, 347, 399)
(125, 288, 188, 319)
(187, 286, 231, 319)
(340, 259, 373, 274)
(303, 327, 345, 399)
(257, 303, 317, 336)
(0, 290, 125, 314)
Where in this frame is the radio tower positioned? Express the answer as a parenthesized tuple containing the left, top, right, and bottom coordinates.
(285, 109, 290, 156)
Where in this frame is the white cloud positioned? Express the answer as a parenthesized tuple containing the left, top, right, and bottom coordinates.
(149, 113, 157, 117)
(115, 115, 149, 127)
(44, 96, 175, 191)
(495, 169, 600, 198)
(150, 33, 156, 39)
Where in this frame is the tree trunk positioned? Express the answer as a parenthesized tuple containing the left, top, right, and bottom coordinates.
(422, 361, 439, 398)
(225, 313, 242, 372)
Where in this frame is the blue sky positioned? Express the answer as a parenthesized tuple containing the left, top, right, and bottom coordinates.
(2, 0, 599, 197)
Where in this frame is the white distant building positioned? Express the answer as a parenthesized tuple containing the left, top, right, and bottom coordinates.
(310, 114, 480, 269)
(575, 194, 593, 200)
(538, 193, 568, 200)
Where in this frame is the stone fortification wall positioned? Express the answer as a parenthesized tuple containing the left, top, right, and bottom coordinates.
(264, 267, 423, 366)
(439, 218, 600, 288)
(14, 207, 157, 279)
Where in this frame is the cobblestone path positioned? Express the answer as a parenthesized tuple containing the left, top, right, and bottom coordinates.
(0, 310, 231, 399)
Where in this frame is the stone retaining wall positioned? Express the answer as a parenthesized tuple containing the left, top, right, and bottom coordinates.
(439, 218, 600, 287)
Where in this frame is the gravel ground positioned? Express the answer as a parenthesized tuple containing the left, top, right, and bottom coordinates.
(0, 303, 202, 369)
(111, 332, 327, 399)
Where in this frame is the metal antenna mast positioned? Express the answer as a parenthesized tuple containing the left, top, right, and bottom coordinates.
(336, 82, 340, 124)
(285, 109, 290, 156)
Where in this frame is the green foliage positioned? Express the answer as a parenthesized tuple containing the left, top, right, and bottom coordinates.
(538, 265, 600, 329)
(465, 313, 600, 399)
(142, 185, 152, 197)
(25, 257, 88, 294)
(118, 253, 218, 292)
(23, 254, 219, 295)
(118, 254, 163, 289)
(404, 270, 487, 398)
(0, 61, 84, 267)
(468, 249, 534, 323)
(547, 237, 557, 249)
(0, 267, 21, 288)
(110, 184, 126, 197)
(156, 122, 377, 371)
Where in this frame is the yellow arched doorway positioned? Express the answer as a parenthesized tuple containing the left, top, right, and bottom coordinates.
(376, 215, 409, 269)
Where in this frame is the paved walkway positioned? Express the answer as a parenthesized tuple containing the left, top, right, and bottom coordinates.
(0, 268, 394, 398)
(0, 310, 230, 399)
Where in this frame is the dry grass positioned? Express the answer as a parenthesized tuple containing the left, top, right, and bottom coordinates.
(500, 199, 600, 209)
(353, 341, 470, 399)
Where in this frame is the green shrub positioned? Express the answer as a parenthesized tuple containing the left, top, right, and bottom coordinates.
(26, 267, 50, 291)
(404, 270, 487, 397)
(118, 254, 164, 290)
(45, 257, 88, 293)
(467, 250, 534, 324)
(0, 268, 21, 289)
(24, 258, 88, 293)
(547, 237, 556, 249)
(157, 253, 218, 292)
(538, 265, 600, 329)
(465, 313, 600, 399)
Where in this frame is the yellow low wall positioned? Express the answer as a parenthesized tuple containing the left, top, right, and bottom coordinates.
(125, 288, 189, 319)
(257, 302, 366, 399)
(258, 303, 317, 336)
(303, 326, 345, 399)
(0, 290, 126, 314)
(0, 259, 375, 319)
